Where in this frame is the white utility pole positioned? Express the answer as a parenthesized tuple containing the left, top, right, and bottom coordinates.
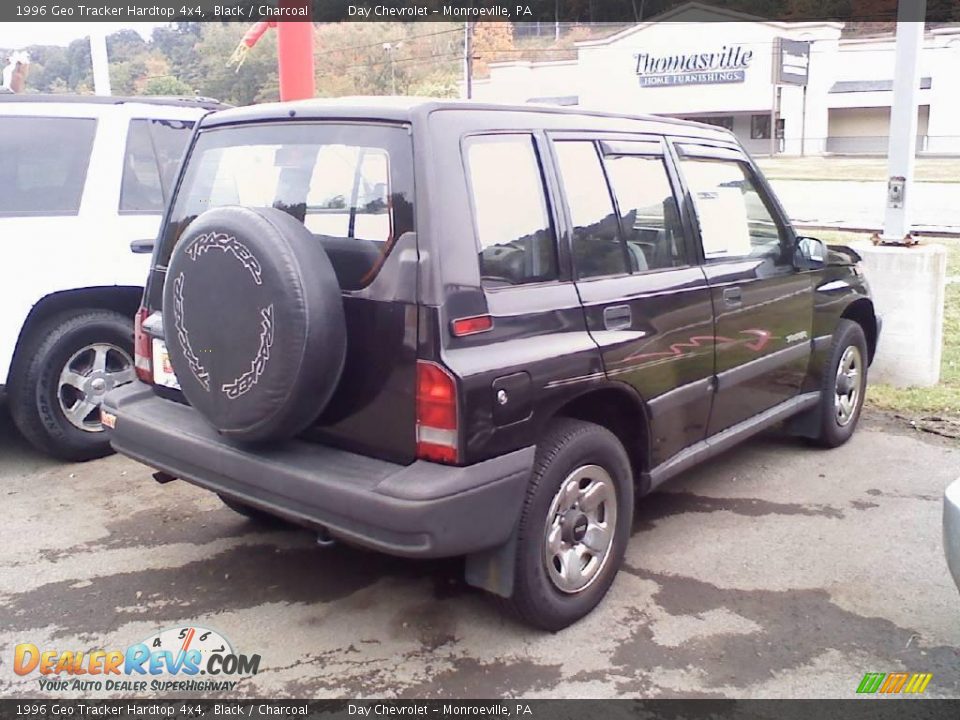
(90, 30, 111, 96)
(382, 42, 401, 95)
(858, 0, 946, 389)
(881, 3, 926, 242)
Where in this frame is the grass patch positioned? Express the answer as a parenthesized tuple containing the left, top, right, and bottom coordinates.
(757, 157, 960, 184)
(868, 281, 960, 420)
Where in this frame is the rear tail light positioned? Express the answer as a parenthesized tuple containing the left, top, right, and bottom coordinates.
(416, 360, 458, 464)
(134, 307, 152, 383)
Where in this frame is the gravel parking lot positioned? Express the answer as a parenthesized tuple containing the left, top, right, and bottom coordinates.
(1, 403, 958, 699)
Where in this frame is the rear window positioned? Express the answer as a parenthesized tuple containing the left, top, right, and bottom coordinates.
(120, 118, 195, 214)
(0, 116, 96, 216)
(156, 122, 414, 291)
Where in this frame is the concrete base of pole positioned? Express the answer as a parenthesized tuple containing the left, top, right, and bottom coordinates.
(853, 243, 947, 388)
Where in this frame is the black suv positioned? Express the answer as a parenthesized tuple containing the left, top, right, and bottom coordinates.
(104, 98, 880, 630)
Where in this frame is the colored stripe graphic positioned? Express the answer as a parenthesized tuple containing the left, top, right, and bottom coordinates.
(857, 673, 886, 693)
(879, 672, 909, 693)
(903, 673, 933, 694)
(856, 672, 932, 694)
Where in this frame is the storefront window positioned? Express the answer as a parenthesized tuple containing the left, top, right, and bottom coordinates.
(751, 114, 772, 140)
(694, 116, 734, 131)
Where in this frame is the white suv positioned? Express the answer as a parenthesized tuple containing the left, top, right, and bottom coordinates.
(0, 95, 220, 460)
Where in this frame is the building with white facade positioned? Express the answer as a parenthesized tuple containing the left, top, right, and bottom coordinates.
(470, 4, 960, 156)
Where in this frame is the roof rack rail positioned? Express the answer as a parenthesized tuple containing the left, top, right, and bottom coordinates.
(0, 93, 228, 109)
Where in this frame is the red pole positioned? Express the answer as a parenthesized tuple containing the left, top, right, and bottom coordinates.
(276, 2, 314, 101)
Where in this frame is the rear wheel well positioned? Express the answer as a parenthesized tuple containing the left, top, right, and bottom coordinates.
(10, 287, 142, 380)
(841, 298, 878, 362)
(552, 387, 649, 490)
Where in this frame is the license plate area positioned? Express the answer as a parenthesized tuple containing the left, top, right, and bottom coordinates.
(152, 338, 181, 390)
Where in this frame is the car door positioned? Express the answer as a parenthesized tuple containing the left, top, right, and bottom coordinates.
(0, 110, 99, 386)
(671, 140, 813, 436)
(550, 134, 715, 468)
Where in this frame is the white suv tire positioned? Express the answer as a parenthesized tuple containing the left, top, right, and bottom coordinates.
(9, 309, 135, 461)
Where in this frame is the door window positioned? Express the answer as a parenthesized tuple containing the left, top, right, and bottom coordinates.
(465, 135, 558, 287)
(603, 153, 686, 271)
(679, 158, 790, 264)
(553, 141, 628, 279)
(0, 116, 96, 216)
(120, 118, 195, 213)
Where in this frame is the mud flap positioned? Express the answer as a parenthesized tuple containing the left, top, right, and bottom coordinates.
(464, 523, 519, 598)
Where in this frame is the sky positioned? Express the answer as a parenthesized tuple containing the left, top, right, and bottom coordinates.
(0, 22, 165, 49)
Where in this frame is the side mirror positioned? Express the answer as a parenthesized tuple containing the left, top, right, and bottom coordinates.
(796, 236, 826, 265)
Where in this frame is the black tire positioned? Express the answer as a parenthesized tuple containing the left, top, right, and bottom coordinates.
(811, 319, 869, 448)
(163, 206, 346, 443)
(218, 495, 287, 526)
(8, 309, 134, 462)
(506, 418, 634, 631)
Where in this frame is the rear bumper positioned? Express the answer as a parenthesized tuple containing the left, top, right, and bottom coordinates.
(945, 477, 960, 592)
(104, 382, 534, 559)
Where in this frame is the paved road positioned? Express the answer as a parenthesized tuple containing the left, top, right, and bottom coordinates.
(1, 404, 958, 699)
(770, 180, 959, 234)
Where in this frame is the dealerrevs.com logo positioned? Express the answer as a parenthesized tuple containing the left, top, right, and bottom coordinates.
(14, 626, 261, 693)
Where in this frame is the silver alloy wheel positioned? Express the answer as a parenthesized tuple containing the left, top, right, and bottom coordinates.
(57, 343, 135, 432)
(835, 345, 863, 427)
(543, 464, 618, 594)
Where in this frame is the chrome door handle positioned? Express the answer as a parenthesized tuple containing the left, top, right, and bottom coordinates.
(603, 304, 632, 330)
(722, 287, 742, 307)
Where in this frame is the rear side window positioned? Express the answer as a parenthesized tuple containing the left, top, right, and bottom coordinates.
(554, 141, 628, 279)
(465, 135, 558, 287)
(0, 116, 96, 216)
(157, 123, 414, 291)
(120, 119, 195, 214)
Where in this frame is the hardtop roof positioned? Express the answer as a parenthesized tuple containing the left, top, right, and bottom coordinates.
(200, 96, 733, 141)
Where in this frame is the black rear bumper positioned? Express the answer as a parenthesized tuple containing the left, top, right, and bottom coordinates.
(104, 382, 534, 558)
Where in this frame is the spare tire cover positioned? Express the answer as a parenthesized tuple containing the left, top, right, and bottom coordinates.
(163, 206, 346, 442)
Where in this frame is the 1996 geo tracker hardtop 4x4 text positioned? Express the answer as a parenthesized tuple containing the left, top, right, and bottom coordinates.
(103, 98, 881, 630)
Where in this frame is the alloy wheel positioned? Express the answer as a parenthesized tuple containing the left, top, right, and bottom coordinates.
(543, 464, 618, 594)
(58, 343, 135, 432)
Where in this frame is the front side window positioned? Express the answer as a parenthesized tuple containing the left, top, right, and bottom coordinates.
(603, 153, 686, 271)
(158, 123, 414, 291)
(679, 158, 789, 263)
(554, 141, 628, 279)
(120, 118, 195, 214)
(465, 135, 557, 287)
(0, 116, 96, 216)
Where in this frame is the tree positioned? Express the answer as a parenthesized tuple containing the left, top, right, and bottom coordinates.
(144, 75, 193, 96)
(110, 59, 148, 95)
(191, 23, 280, 105)
(107, 29, 147, 62)
(472, 22, 515, 77)
(65, 38, 93, 90)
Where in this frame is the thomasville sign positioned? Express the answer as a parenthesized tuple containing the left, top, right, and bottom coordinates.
(634, 45, 754, 87)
